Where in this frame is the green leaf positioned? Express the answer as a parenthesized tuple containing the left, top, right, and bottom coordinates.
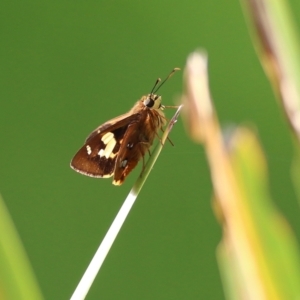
(0, 194, 44, 300)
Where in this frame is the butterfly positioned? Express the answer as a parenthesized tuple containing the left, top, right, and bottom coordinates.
(70, 68, 180, 185)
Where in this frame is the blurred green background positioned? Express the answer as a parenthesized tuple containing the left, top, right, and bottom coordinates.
(1, 1, 300, 299)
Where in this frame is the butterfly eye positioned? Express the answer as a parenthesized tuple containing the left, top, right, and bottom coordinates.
(144, 97, 155, 108)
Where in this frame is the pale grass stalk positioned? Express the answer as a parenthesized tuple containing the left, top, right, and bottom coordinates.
(70, 105, 183, 300)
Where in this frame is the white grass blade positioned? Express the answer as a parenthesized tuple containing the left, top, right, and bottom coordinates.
(70, 105, 183, 300)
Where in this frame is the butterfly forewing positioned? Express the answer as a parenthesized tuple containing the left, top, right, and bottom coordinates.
(85, 112, 138, 142)
(71, 113, 139, 178)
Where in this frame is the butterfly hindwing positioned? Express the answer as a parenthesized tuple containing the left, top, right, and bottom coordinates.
(112, 110, 160, 185)
(112, 122, 144, 185)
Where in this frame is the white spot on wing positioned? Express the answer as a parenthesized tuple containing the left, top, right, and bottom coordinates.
(101, 132, 114, 145)
(98, 138, 117, 159)
(86, 145, 92, 155)
(98, 149, 104, 156)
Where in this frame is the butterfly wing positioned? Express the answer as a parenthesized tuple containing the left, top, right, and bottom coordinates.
(111, 123, 144, 185)
(70, 113, 139, 178)
(112, 110, 160, 185)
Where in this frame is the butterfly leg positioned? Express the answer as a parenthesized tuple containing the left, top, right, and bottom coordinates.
(140, 154, 146, 178)
(155, 129, 174, 146)
(137, 142, 151, 178)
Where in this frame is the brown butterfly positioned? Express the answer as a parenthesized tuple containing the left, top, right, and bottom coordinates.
(70, 68, 180, 185)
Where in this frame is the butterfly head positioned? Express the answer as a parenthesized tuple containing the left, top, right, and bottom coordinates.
(143, 93, 162, 110)
(144, 68, 180, 111)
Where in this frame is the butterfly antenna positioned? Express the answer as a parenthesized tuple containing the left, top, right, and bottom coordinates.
(150, 78, 161, 94)
(153, 67, 180, 94)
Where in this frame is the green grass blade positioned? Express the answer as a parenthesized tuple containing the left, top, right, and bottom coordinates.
(183, 51, 300, 299)
(240, 0, 300, 141)
(220, 128, 300, 299)
(0, 194, 44, 300)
